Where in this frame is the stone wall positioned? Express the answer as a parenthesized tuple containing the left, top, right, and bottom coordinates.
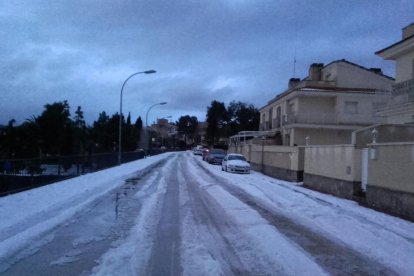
(368, 142, 414, 194)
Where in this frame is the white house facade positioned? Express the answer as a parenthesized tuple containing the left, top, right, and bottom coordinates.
(259, 60, 394, 146)
(376, 22, 414, 124)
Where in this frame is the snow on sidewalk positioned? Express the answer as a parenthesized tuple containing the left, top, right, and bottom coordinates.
(0, 153, 173, 260)
(195, 155, 414, 275)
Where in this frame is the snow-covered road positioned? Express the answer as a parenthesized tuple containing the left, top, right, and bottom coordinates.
(1, 151, 414, 275)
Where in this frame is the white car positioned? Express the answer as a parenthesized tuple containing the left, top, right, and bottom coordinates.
(221, 153, 250, 174)
(193, 145, 205, 155)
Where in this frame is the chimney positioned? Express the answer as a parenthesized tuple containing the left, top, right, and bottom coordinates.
(369, 68, 382, 74)
(288, 78, 300, 89)
(403, 22, 414, 39)
(308, 63, 324, 81)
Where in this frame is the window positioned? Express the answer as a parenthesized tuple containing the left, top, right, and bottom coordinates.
(268, 107, 273, 128)
(412, 58, 414, 78)
(344, 101, 358, 114)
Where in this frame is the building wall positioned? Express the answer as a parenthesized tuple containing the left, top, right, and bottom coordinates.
(368, 142, 414, 193)
(332, 62, 393, 90)
(335, 93, 389, 125)
(303, 144, 362, 198)
(366, 142, 414, 221)
(230, 144, 251, 161)
(296, 96, 336, 124)
(396, 51, 414, 83)
(292, 128, 353, 146)
(304, 145, 361, 182)
(262, 92, 389, 133)
(228, 144, 304, 181)
(260, 104, 274, 129)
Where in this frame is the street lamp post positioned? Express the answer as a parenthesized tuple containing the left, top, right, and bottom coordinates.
(145, 102, 167, 155)
(118, 70, 156, 165)
(145, 102, 167, 127)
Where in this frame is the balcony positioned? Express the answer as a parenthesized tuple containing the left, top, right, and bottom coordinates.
(259, 121, 270, 131)
(391, 78, 414, 105)
(281, 114, 296, 126)
(273, 118, 281, 128)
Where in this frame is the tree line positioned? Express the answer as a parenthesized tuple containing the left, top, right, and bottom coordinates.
(0, 101, 143, 160)
(0, 99, 260, 160)
(205, 100, 260, 145)
(172, 100, 260, 147)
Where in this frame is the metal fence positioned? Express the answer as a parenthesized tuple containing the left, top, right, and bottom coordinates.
(0, 150, 152, 196)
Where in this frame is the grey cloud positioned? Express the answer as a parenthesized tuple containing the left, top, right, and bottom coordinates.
(1, 0, 414, 125)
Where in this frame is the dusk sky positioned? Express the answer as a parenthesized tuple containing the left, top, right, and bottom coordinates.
(1, 0, 414, 126)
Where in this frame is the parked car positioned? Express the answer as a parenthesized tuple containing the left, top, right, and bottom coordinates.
(205, 148, 226, 164)
(221, 153, 250, 174)
(193, 145, 204, 155)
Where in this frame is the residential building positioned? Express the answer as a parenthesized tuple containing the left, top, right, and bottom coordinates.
(149, 118, 176, 148)
(376, 22, 414, 123)
(259, 60, 394, 146)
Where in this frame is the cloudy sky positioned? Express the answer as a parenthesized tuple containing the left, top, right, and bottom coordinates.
(1, 0, 414, 125)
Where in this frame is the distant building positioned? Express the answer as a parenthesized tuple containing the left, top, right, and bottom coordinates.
(376, 22, 414, 124)
(149, 118, 176, 148)
(259, 60, 394, 146)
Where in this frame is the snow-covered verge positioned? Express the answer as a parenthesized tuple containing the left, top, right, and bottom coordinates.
(195, 155, 414, 275)
(0, 153, 173, 261)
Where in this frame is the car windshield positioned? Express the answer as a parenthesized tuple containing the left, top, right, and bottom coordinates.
(211, 149, 225, 154)
(228, 155, 246, 161)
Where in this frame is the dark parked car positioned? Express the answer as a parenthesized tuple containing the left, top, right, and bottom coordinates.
(204, 148, 226, 164)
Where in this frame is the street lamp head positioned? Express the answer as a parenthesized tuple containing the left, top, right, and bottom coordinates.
(160, 102, 167, 105)
(144, 70, 157, 74)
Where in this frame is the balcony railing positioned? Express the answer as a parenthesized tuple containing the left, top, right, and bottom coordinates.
(281, 114, 296, 125)
(392, 78, 414, 105)
(282, 113, 340, 125)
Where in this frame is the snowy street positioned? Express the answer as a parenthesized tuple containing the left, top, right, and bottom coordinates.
(1, 152, 414, 275)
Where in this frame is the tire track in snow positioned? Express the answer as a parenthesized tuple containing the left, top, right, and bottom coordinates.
(180, 161, 254, 275)
(191, 155, 397, 275)
(145, 154, 182, 276)
(181, 153, 304, 275)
